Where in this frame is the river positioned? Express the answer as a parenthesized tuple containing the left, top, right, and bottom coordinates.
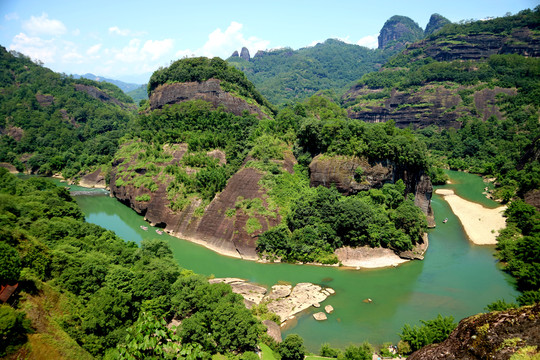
(68, 170, 517, 351)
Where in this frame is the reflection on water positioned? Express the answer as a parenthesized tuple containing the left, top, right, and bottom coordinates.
(73, 170, 517, 350)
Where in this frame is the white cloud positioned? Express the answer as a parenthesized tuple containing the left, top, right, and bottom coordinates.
(22, 13, 66, 36)
(357, 34, 379, 49)
(9, 33, 57, 63)
(142, 39, 174, 60)
(175, 21, 270, 59)
(114, 38, 142, 62)
(87, 43, 102, 55)
(72, 29, 80, 36)
(109, 26, 131, 36)
(5, 13, 19, 21)
(62, 51, 84, 63)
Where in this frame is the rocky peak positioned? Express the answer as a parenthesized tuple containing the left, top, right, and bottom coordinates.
(424, 13, 451, 36)
(231, 50, 239, 57)
(378, 15, 424, 50)
(408, 304, 540, 360)
(240, 47, 250, 61)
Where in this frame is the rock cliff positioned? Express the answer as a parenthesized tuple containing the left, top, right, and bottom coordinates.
(424, 14, 451, 36)
(309, 154, 435, 226)
(73, 83, 135, 110)
(406, 27, 540, 61)
(344, 84, 516, 129)
(378, 15, 424, 50)
(148, 79, 269, 119)
(408, 303, 540, 360)
(109, 143, 296, 259)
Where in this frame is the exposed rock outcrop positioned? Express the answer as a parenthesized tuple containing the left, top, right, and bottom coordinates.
(313, 312, 327, 321)
(35, 93, 54, 107)
(109, 143, 294, 259)
(210, 278, 334, 324)
(73, 83, 134, 109)
(148, 79, 269, 119)
(424, 14, 451, 36)
(263, 320, 282, 343)
(378, 15, 424, 50)
(408, 304, 540, 360)
(344, 84, 516, 130)
(79, 168, 107, 189)
(405, 27, 540, 62)
(309, 154, 435, 226)
(240, 47, 251, 61)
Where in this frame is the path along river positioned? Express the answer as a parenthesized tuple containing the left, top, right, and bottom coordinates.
(68, 170, 517, 351)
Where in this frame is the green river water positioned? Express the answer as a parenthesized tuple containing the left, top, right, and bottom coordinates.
(67, 170, 517, 351)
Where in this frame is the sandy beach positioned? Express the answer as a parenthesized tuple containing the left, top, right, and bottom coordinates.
(335, 246, 408, 268)
(435, 189, 507, 245)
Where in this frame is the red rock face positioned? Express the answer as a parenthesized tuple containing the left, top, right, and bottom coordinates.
(309, 155, 435, 226)
(344, 84, 517, 129)
(408, 303, 540, 360)
(73, 84, 135, 110)
(148, 79, 269, 119)
(109, 147, 282, 258)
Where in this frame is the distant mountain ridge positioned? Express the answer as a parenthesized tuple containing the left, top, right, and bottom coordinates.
(72, 73, 143, 93)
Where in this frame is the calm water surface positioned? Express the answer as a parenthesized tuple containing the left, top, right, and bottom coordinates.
(72, 171, 517, 350)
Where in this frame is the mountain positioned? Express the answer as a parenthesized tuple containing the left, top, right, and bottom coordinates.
(72, 73, 143, 93)
(378, 15, 424, 50)
(424, 13, 451, 36)
(0, 46, 136, 178)
(126, 84, 148, 103)
(228, 39, 396, 106)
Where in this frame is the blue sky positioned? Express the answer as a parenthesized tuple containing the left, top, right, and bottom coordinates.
(0, 0, 536, 83)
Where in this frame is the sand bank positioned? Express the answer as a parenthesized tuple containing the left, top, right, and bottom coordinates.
(435, 189, 506, 245)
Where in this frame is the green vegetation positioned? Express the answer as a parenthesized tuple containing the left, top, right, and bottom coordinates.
(495, 199, 540, 305)
(148, 57, 275, 114)
(399, 314, 457, 354)
(0, 169, 263, 358)
(0, 46, 135, 179)
(228, 39, 399, 106)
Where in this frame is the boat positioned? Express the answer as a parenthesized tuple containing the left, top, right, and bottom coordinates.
(156, 229, 163, 235)
(140, 225, 148, 231)
(443, 218, 448, 223)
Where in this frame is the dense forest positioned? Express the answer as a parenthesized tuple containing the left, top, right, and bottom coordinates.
(1, 6, 540, 359)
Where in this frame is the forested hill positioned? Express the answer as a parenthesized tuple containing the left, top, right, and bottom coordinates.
(227, 39, 394, 106)
(343, 7, 540, 203)
(0, 46, 136, 179)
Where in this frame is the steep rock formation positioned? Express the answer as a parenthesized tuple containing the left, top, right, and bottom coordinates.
(73, 83, 135, 109)
(231, 50, 239, 57)
(79, 168, 107, 188)
(109, 144, 296, 259)
(149, 79, 269, 119)
(378, 15, 424, 50)
(344, 84, 516, 129)
(424, 14, 451, 36)
(408, 304, 540, 360)
(309, 154, 435, 226)
(405, 27, 540, 61)
(240, 47, 251, 61)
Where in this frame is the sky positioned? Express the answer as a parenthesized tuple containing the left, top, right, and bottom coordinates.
(0, 0, 537, 84)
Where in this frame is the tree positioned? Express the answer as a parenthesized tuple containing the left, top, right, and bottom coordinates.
(343, 343, 373, 360)
(0, 242, 21, 283)
(279, 334, 305, 360)
(0, 304, 31, 357)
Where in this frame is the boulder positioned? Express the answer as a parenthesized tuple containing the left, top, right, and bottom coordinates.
(325, 305, 334, 314)
(263, 320, 282, 343)
(313, 312, 327, 321)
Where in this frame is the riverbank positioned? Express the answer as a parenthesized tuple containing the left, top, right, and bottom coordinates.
(435, 189, 507, 245)
(165, 229, 422, 269)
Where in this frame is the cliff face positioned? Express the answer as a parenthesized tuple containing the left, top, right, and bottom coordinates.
(109, 144, 296, 259)
(424, 14, 451, 36)
(309, 155, 435, 226)
(148, 79, 269, 119)
(378, 15, 424, 50)
(406, 27, 540, 61)
(409, 304, 540, 360)
(344, 84, 516, 129)
(73, 83, 135, 110)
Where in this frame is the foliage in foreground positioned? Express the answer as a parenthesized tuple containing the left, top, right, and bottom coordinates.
(399, 314, 457, 354)
(0, 169, 263, 358)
